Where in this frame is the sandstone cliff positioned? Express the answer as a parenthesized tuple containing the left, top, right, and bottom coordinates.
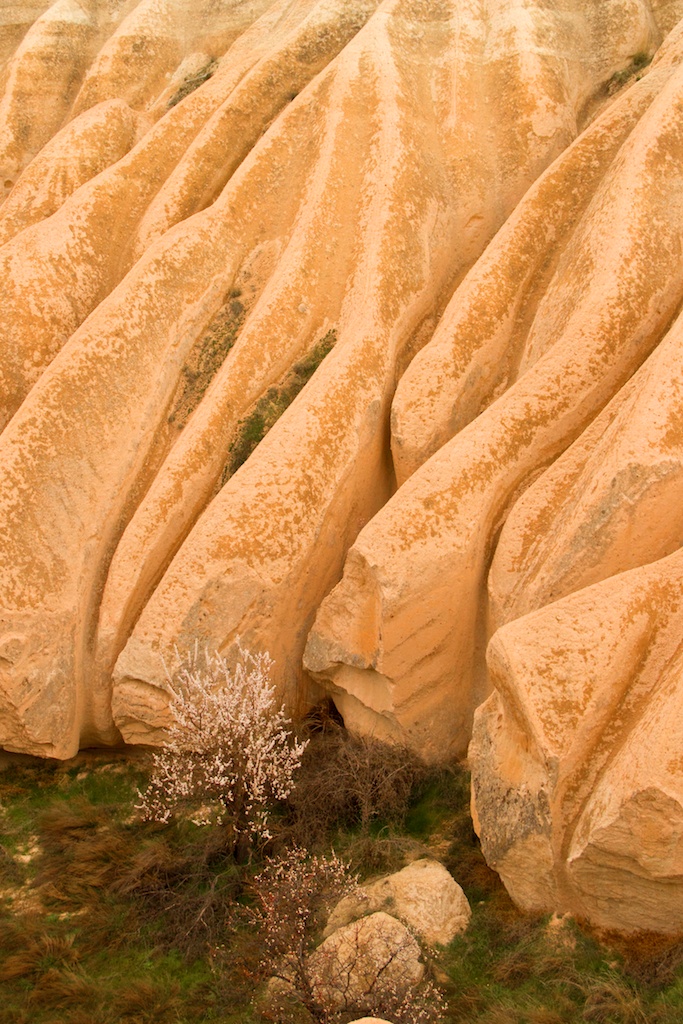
(2, 0, 683, 932)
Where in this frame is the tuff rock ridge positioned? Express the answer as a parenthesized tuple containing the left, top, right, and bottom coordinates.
(2, 0, 683, 932)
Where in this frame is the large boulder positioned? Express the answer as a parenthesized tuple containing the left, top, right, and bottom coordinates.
(468, 292, 683, 933)
(307, 911, 423, 1013)
(470, 544, 683, 934)
(325, 858, 471, 947)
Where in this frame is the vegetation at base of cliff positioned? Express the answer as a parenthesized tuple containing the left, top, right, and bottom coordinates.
(224, 328, 337, 481)
(1, 736, 683, 1024)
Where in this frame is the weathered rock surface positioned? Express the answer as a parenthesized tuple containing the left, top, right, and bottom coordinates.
(471, 544, 683, 933)
(0, 0, 383, 754)
(112, 0, 663, 747)
(488, 304, 683, 631)
(307, 911, 423, 1012)
(0, 98, 146, 247)
(305, 43, 683, 758)
(2, 0, 683, 933)
(324, 858, 471, 947)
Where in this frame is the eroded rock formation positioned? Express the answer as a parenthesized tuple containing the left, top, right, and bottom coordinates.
(307, 35, 683, 756)
(468, 306, 683, 933)
(2, 0, 683, 931)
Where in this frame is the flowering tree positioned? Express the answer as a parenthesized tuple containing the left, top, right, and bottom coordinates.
(251, 846, 359, 1012)
(250, 847, 446, 1024)
(136, 644, 307, 852)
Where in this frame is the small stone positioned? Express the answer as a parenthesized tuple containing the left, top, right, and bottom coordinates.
(347, 1019, 396, 1024)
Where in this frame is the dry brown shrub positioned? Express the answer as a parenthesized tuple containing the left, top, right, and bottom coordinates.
(524, 1008, 569, 1024)
(0, 931, 79, 981)
(114, 829, 242, 958)
(287, 723, 426, 847)
(0, 911, 42, 958)
(35, 799, 239, 957)
(492, 948, 535, 986)
(493, 915, 575, 984)
(474, 1006, 524, 1024)
(26, 966, 97, 1008)
(447, 984, 489, 1020)
(38, 802, 101, 836)
(581, 972, 650, 1023)
(36, 801, 138, 901)
(258, 985, 315, 1024)
(0, 1008, 30, 1024)
(210, 923, 266, 1015)
(0, 839, 23, 886)
(48, 1013, 103, 1024)
(600, 929, 683, 988)
(475, 1005, 571, 1024)
(113, 837, 193, 898)
(342, 832, 425, 876)
(110, 978, 185, 1023)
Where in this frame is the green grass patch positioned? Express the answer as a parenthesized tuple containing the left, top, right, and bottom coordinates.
(225, 328, 337, 479)
(405, 764, 469, 839)
(607, 51, 653, 94)
(0, 754, 242, 1023)
(1, 742, 683, 1022)
(170, 294, 246, 431)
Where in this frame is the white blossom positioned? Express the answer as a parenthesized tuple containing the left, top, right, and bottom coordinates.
(136, 643, 308, 842)
(251, 848, 446, 1023)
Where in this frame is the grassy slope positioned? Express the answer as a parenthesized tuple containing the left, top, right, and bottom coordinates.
(1, 748, 682, 1024)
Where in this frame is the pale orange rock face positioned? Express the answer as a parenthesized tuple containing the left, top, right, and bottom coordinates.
(2, 0, 683, 932)
(471, 546, 683, 933)
(467, 299, 683, 933)
(112, 0, 649, 743)
(307, 52, 683, 758)
(0, 98, 147, 247)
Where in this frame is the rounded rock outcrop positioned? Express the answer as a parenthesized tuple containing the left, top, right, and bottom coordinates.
(471, 545, 683, 934)
(305, 43, 683, 760)
(324, 858, 471, 947)
(307, 911, 423, 1012)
